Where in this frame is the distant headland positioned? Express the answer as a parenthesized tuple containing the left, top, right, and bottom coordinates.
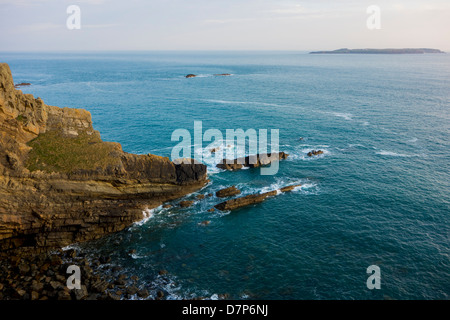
(310, 48, 445, 54)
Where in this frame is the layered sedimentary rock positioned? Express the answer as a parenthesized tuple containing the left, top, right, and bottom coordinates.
(214, 184, 301, 211)
(215, 186, 241, 198)
(0, 63, 207, 251)
(216, 152, 289, 171)
(214, 191, 278, 211)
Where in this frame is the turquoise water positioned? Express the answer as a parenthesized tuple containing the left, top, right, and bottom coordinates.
(3, 51, 449, 299)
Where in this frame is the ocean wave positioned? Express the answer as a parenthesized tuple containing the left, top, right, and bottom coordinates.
(132, 206, 162, 227)
(205, 99, 285, 108)
(375, 150, 413, 157)
(348, 143, 366, 148)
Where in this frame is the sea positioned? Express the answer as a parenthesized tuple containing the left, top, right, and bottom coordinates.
(2, 51, 449, 300)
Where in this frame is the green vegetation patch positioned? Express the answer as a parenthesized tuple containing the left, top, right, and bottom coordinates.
(26, 131, 122, 174)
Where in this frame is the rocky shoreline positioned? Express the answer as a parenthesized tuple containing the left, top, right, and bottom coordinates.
(0, 245, 184, 300)
(0, 62, 210, 300)
(0, 62, 299, 300)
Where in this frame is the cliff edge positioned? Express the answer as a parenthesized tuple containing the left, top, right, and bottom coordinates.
(0, 63, 207, 251)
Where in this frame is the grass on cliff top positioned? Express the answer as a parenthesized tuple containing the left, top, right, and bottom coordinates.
(26, 131, 122, 174)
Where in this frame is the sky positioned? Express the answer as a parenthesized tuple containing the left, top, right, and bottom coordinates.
(0, 0, 449, 51)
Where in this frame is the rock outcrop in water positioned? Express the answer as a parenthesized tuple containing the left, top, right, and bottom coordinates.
(216, 186, 241, 198)
(307, 150, 323, 157)
(216, 152, 289, 171)
(214, 184, 301, 211)
(0, 63, 208, 251)
(14, 83, 31, 88)
(214, 191, 278, 211)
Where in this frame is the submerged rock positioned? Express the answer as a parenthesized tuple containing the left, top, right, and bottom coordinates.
(185, 74, 196, 78)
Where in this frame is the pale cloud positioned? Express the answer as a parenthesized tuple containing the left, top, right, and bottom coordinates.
(1, 0, 449, 51)
(203, 18, 256, 25)
(266, 4, 307, 15)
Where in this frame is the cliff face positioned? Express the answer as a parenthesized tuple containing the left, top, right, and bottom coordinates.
(0, 63, 207, 251)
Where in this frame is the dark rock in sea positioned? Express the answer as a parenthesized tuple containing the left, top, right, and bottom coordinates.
(126, 285, 139, 295)
(307, 150, 323, 157)
(280, 184, 302, 192)
(216, 186, 241, 198)
(215, 190, 278, 211)
(179, 200, 194, 208)
(196, 194, 205, 200)
(14, 82, 31, 88)
(185, 74, 197, 78)
(137, 288, 149, 298)
(64, 249, 78, 258)
(208, 208, 215, 212)
(91, 279, 110, 293)
(217, 152, 289, 171)
(199, 220, 211, 226)
(158, 269, 168, 276)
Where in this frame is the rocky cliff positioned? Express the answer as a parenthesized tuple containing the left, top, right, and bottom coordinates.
(0, 63, 207, 251)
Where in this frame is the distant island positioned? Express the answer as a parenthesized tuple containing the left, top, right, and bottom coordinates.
(310, 48, 445, 54)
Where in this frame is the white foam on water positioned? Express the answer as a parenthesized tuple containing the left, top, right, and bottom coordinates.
(134, 206, 161, 226)
(348, 144, 365, 148)
(196, 140, 263, 174)
(376, 150, 411, 157)
(205, 99, 284, 108)
(332, 112, 353, 121)
(287, 147, 331, 161)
